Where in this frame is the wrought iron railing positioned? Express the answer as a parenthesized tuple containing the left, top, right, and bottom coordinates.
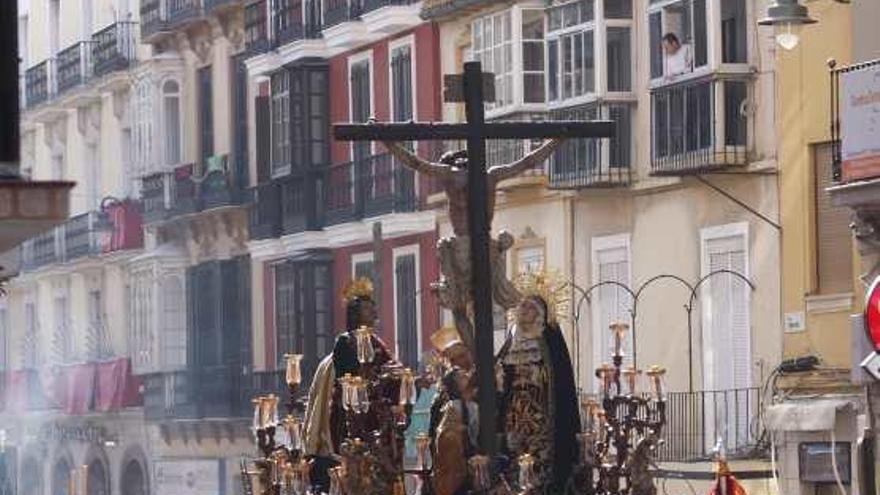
(324, 153, 416, 226)
(140, 161, 245, 223)
(275, 0, 306, 45)
(651, 75, 751, 176)
(140, 0, 169, 39)
(829, 58, 880, 183)
(145, 366, 256, 420)
(323, 0, 360, 28)
(23, 229, 61, 270)
(205, 0, 241, 11)
(92, 22, 137, 77)
(56, 41, 94, 94)
(656, 387, 764, 462)
(168, 0, 204, 25)
(250, 181, 282, 240)
(420, 0, 494, 19)
(64, 212, 101, 260)
(141, 172, 171, 223)
(25, 60, 54, 108)
(245, 0, 269, 52)
(549, 104, 632, 189)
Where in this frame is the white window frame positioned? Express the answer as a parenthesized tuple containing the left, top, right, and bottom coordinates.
(699, 221, 751, 392)
(351, 251, 375, 280)
(590, 233, 632, 391)
(269, 69, 291, 178)
(392, 244, 422, 363)
(159, 273, 187, 371)
(472, 5, 548, 120)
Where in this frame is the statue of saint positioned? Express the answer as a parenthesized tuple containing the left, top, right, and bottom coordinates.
(495, 272, 580, 494)
(383, 140, 563, 351)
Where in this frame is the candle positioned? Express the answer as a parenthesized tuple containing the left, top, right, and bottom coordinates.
(621, 367, 641, 397)
(265, 395, 279, 427)
(81, 465, 87, 495)
(285, 354, 303, 387)
(398, 368, 417, 406)
(518, 453, 535, 490)
(69, 469, 76, 495)
(595, 409, 608, 443)
(252, 397, 264, 431)
(596, 363, 615, 397)
(355, 326, 376, 364)
(468, 455, 491, 491)
(581, 398, 600, 432)
(610, 322, 629, 359)
(647, 365, 667, 401)
(341, 374, 354, 411)
(355, 377, 370, 413)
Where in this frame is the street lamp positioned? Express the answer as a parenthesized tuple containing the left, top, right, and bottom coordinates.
(759, 0, 817, 51)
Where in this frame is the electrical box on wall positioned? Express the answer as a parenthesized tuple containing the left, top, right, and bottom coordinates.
(798, 442, 852, 483)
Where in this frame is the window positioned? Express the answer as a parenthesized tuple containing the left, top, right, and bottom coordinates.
(132, 78, 155, 175)
(394, 247, 420, 369)
(472, 10, 514, 109)
(53, 292, 72, 364)
(721, 0, 747, 64)
(271, 70, 291, 176)
(591, 234, 632, 390)
(352, 252, 375, 283)
(701, 223, 751, 391)
(814, 144, 853, 294)
(521, 9, 545, 104)
(547, 28, 595, 102)
(390, 42, 414, 122)
(604, 0, 632, 19)
(549, 104, 632, 183)
(163, 80, 181, 166)
(275, 256, 334, 381)
(198, 66, 214, 163)
(162, 276, 187, 370)
(606, 27, 631, 91)
(648, 0, 708, 80)
(86, 289, 110, 360)
(349, 57, 372, 162)
(23, 301, 38, 368)
(129, 270, 155, 373)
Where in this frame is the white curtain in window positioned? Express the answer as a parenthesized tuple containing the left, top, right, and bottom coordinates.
(592, 237, 632, 390)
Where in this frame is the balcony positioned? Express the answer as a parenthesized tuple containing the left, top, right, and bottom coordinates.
(651, 76, 751, 176)
(25, 60, 54, 108)
(323, 0, 361, 29)
(548, 104, 632, 189)
(20, 201, 144, 271)
(140, 0, 170, 41)
(656, 388, 763, 462)
(56, 42, 94, 94)
(92, 22, 137, 78)
(144, 365, 253, 421)
(140, 159, 247, 224)
(168, 0, 205, 27)
(325, 153, 416, 226)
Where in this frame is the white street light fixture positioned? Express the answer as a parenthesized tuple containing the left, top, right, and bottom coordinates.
(759, 0, 817, 51)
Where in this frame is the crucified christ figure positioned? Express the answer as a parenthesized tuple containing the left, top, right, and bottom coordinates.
(383, 139, 564, 351)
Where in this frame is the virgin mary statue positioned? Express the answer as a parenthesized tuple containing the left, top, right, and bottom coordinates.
(496, 271, 581, 494)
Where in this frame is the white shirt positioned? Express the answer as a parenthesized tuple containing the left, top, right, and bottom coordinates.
(665, 43, 693, 78)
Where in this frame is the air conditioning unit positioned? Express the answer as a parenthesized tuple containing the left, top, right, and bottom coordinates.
(798, 442, 852, 483)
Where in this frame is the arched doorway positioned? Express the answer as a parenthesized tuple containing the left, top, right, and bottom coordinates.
(86, 458, 109, 495)
(120, 459, 147, 495)
(52, 457, 71, 495)
(19, 457, 41, 495)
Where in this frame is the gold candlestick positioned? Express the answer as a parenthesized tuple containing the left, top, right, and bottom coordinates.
(610, 322, 629, 359)
(285, 354, 303, 387)
(415, 432, 431, 470)
(398, 368, 417, 406)
(621, 366, 641, 397)
(646, 365, 667, 401)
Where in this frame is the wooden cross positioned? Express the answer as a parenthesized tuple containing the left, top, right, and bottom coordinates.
(334, 61, 614, 456)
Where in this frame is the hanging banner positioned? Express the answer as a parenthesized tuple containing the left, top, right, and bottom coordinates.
(841, 63, 880, 181)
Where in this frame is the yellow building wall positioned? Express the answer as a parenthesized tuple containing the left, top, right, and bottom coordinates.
(777, 0, 858, 369)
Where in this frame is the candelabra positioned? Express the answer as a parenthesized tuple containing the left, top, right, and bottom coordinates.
(580, 323, 667, 495)
(245, 353, 309, 495)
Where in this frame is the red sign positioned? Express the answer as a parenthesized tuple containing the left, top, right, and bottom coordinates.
(866, 277, 880, 350)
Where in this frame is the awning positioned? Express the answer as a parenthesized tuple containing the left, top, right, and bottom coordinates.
(764, 399, 856, 431)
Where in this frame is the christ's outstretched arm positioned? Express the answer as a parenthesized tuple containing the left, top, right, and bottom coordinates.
(383, 141, 455, 179)
(488, 138, 564, 182)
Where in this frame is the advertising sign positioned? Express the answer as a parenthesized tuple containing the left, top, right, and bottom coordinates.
(154, 460, 220, 495)
(841, 63, 880, 181)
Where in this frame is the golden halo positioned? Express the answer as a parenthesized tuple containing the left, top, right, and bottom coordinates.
(513, 270, 569, 324)
(342, 277, 374, 305)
